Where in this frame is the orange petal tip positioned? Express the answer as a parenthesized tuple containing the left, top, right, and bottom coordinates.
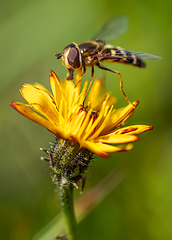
(133, 100, 139, 107)
(141, 125, 153, 133)
(49, 70, 58, 78)
(149, 125, 153, 130)
(10, 101, 17, 110)
(99, 152, 109, 158)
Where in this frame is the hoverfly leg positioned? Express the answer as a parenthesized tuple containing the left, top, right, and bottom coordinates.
(97, 63, 134, 106)
(75, 66, 86, 88)
(116, 70, 132, 105)
(102, 69, 106, 94)
(83, 66, 94, 104)
(82, 66, 86, 77)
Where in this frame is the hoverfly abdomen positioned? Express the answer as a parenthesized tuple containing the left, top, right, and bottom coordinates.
(122, 49, 146, 68)
(100, 47, 146, 68)
(133, 57, 146, 68)
(121, 50, 134, 63)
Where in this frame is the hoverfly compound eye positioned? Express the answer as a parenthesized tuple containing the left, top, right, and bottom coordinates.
(68, 46, 81, 68)
(65, 43, 81, 69)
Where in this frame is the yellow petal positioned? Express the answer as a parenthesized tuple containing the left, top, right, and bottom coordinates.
(10, 102, 63, 138)
(114, 125, 153, 135)
(33, 83, 48, 91)
(83, 96, 109, 140)
(78, 80, 88, 104)
(97, 134, 139, 144)
(75, 68, 82, 92)
(81, 141, 109, 157)
(62, 80, 75, 108)
(49, 70, 63, 107)
(103, 101, 139, 133)
(91, 142, 133, 152)
(68, 111, 85, 137)
(112, 101, 138, 125)
(81, 141, 133, 157)
(20, 84, 59, 123)
(94, 93, 116, 112)
(89, 105, 113, 141)
(87, 78, 102, 106)
(77, 108, 93, 139)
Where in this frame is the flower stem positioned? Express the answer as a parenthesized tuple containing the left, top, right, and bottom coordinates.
(59, 179, 78, 240)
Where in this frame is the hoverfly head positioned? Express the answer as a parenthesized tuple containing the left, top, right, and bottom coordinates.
(62, 43, 82, 70)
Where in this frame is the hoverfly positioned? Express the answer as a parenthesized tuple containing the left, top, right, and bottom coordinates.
(55, 15, 160, 103)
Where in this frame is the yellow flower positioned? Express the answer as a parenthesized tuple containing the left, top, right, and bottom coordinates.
(10, 70, 152, 157)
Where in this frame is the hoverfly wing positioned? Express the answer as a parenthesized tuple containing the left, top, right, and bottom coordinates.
(127, 50, 161, 59)
(92, 15, 129, 43)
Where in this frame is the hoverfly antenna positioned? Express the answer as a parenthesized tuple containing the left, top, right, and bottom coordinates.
(55, 53, 62, 59)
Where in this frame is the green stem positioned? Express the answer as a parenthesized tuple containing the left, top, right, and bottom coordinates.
(59, 179, 78, 240)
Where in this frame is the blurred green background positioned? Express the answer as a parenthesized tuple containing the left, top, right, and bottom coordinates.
(1, 0, 172, 239)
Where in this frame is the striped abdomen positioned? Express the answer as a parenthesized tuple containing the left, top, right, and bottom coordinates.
(100, 46, 146, 68)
